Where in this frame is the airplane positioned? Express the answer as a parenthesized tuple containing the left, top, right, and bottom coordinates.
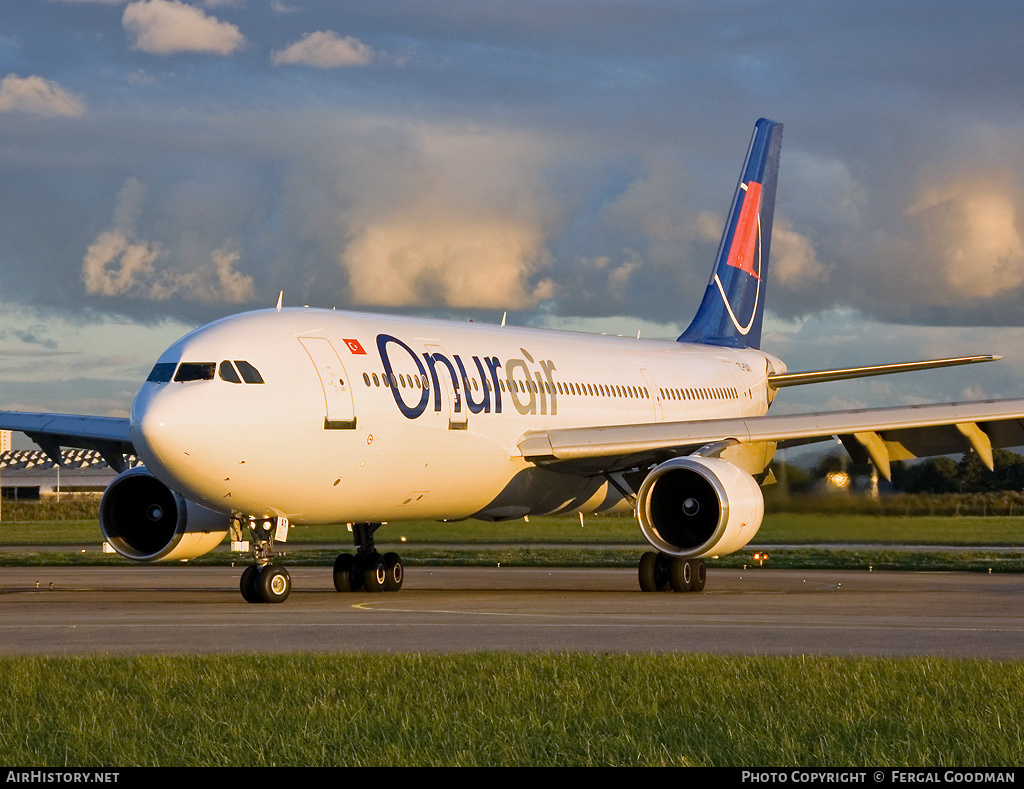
(3, 118, 1024, 604)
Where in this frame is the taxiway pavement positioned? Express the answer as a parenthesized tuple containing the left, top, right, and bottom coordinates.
(0, 565, 1021, 658)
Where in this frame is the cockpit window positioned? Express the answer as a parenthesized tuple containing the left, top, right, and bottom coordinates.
(219, 361, 242, 384)
(174, 362, 216, 382)
(146, 362, 177, 383)
(234, 360, 265, 384)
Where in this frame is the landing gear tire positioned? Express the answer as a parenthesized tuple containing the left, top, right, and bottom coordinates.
(691, 559, 706, 592)
(669, 557, 693, 592)
(638, 553, 707, 593)
(638, 551, 656, 592)
(333, 553, 361, 593)
(256, 564, 291, 604)
(240, 564, 261, 604)
(362, 553, 387, 593)
(383, 552, 404, 592)
(639, 552, 671, 592)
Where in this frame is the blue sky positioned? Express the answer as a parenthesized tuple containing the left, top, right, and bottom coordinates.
(2, 0, 1024, 423)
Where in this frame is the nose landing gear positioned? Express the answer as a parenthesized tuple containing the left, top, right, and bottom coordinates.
(240, 562, 291, 604)
(237, 516, 292, 604)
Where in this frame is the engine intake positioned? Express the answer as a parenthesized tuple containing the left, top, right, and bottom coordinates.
(636, 456, 763, 558)
(100, 466, 230, 562)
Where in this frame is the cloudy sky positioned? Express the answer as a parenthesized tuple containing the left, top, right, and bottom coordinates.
(2, 0, 1024, 425)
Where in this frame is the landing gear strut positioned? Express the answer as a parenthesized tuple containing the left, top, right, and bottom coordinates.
(638, 551, 705, 593)
(237, 516, 292, 604)
(333, 522, 404, 593)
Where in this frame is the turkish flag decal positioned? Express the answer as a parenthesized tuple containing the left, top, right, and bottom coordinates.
(344, 338, 366, 355)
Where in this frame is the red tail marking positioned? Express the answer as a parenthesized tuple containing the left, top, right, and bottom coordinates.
(725, 181, 762, 279)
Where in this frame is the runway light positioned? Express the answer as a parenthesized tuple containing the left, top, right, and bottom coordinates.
(752, 551, 770, 566)
(826, 471, 850, 490)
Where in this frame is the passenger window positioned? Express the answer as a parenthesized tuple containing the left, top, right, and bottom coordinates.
(219, 361, 242, 384)
(147, 362, 176, 383)
(234, 361, 265, 384)
(174, 362, 216, 382)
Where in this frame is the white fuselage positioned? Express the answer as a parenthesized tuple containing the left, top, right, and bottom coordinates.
(129, 308, 779, 524)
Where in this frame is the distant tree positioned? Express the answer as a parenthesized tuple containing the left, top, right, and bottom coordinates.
(770, 461, 813, 493)
(958, 450, 988, 492)
(892, 457, 959, 493)
(814, 452, 846, 477)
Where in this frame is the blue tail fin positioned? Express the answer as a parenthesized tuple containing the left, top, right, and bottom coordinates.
(678, 118, 783, 349)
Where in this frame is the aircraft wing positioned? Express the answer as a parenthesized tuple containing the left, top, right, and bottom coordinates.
(0, 411, 134, 472)
(516, 398, 1024, 480)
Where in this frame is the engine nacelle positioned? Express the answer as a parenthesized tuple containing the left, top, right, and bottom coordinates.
(99, 466, 230, 562)
(636, 456, 763, 558)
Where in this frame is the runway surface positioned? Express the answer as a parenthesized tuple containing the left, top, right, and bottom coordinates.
(0, 565, 1022, 658)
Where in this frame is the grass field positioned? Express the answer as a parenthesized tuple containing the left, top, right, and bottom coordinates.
(2, 514, 1023, 767)
(3, 511, 1024, 546)
(2, 513, 1023, 572)
(1, 653, 1021, 766)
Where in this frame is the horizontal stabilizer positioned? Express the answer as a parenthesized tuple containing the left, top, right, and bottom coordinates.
(767, 355, 1000, 389)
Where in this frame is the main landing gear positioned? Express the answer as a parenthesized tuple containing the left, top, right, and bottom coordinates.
(233, 518, 404, 603)
(333, 522, 404, 594)
(638, 551, 706, 593)
(237, 516, 292, 604)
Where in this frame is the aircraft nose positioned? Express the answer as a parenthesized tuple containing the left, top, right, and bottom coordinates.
(130, 385, 206, 475)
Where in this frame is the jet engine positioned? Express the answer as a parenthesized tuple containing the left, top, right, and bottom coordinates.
(636, 456, 763, 558)
(99, 466, 230, 562)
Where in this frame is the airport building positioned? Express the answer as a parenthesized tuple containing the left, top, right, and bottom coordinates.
(0, 430, 133, 499)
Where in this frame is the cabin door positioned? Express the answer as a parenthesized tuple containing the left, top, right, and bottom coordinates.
(298, 337, 357, 430)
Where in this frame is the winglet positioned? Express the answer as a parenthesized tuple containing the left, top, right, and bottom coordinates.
(679, 118, 783, 349)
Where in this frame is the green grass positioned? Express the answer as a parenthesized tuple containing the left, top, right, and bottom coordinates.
(3, 513, 1024, 572)
(759, 513, 1024, 545)
(0, 653, 1020, 766)
(0, 519, 102, 544)
(3, 512, 1024, 547)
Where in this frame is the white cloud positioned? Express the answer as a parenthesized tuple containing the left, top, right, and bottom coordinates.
(271, 31, 375, 68)
(329, 128, 557, 309)
(909, 177, 1024, 299)
(343, 217, 552, 309)
(81, 179, 254, 303)
(82, 230, 165, 297)
(122, 0, 244, 55)
(211, 245, 254, 302)
(575, 253, 643, 303)
(771, 219, 827, 288)
(0, 74, 85, 117)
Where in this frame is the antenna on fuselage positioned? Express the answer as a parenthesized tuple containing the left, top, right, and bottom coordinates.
(276, 291, 283, 312)
(501, 311, 507, 327)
